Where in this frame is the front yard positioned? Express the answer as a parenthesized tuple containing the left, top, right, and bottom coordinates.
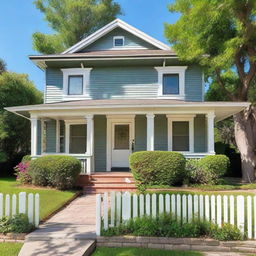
(0, 242, 23, 256)
(0, 177, 78, 220)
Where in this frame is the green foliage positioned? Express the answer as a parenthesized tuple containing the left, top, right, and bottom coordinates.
(33, 0, 122, 54)
(29, 155, 81, 190)
(0, 58, 6, 75)
(0, 72, 42, 171)
(0, 214, 34, 234)
(186, 155, 230, 185)
(130, 151, 186, 188)
(14, 161, 32, 185)
(22, 155, 32, 163)
(102, 214, 243, 241)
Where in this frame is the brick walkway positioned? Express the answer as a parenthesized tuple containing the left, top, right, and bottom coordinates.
(19, 195, 96, 256)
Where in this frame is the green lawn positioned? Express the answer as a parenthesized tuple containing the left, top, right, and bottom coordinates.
(0, 242, 23, 256)
(93, 247, 202, 256)
(0, 178, 78, 220)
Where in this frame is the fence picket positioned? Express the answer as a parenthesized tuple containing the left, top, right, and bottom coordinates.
(12, 194, 16, 217)
(199, 195, 204, 221)
(159, 194, 164, 215)
(0, 194, 3, 219)
(103, 192, 108, 230)
(146, 194, 150, 216)
(110, 192, 115, 227)
(5, 194, 10, 217)
(188, 195, 192, 223)
(28, 193, 34, 224)
(139, 194, 144, 217)
(133, 194, 138, 219)
(194, 195, 199, 219)
(211, 195, 216, 223)
(230, 196, 234, 225)
(152, 194, 157, 217)
(35, 193, 40, 227)
(237, 195, 244, 233)
(165, 194, 170, 214)
(254, 196, 256, 239)
(247, 196, 252, 239)
(96, 194, 101, 236)
(177, 194, 181, 220)
(19, 192, 26, 214)
(171, 194, 176, 217)
(223, 195, 228, 223)
(205, 195, 210, 221)
(126, 192, 131, 220)
(182, 195, 187, 223)
(116, 192, 121, 225)
(217, 195, 222, 227)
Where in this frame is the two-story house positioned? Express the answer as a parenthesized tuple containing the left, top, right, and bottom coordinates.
(6, 19, 248, 177)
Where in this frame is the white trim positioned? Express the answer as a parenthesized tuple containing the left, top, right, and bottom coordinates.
(113, 36, 125, 47)
(85, 114, 94, 174)
(146, 113, 155, 151)
(61, 68, 92, 99)
(63, 19, 170, 54)
(106, 115, 135, 172)
(155, 66, 187, 99)
(207, 112, 215, 154)
(167, 115, 195, 153)
(31, 117, 38, 156)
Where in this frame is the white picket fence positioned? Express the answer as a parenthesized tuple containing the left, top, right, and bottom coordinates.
(96, 192, 256, 239)
(0, 192, 40, 227)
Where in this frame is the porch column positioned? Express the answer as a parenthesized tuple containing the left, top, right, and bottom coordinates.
(146, 113, 155, 151)
(65, 122, 70, 153)
(31, 117, 38, 156)
(85, 114, 94, 174)
(207, 112, 215, 154)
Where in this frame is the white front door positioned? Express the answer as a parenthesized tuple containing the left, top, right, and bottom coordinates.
(111, 123, 132, 168)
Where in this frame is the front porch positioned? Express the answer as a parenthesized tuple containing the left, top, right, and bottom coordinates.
(30, 112, 216, 175)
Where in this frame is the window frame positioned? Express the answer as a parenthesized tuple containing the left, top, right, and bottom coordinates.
(61, 68, 92, 99)
(155, 66, 187, 99)
(68, 75, 84, 95)
(167, 115, 195, 153)
(113, 36, 125, 47)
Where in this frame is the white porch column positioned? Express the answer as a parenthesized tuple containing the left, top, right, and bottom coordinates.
(207, 112, 215, 154)
(65, 122, 70, 153)
(85, 114, 94, 174)
(31, 117, 38, 156)
(146, 113, 155, 151)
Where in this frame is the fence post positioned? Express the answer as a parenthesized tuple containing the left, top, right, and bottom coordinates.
(126, 192, 131, 220)
(0, 194, 3, 219)
(182, 195, 187, 223)
(237, 195, 244, 233)
(230, 196, 234, 225)
(146, 194, 150, 216)
(96, 194, 101, 236)
(152, 194, 156, 217)
(171, 194, 176, 217)
(188, 195, 192, 223)
(19, 192, 26, 214)
(5, 194, 10, 217)
(12, 194, 17, 217)
(103, 192, 108, 230)
(116, 192, 121, 225)
(159, 194, 164, 215)
(211, 195, 216, 223)
(247, 196, 252, 239)
(133, 194, 138, 219)
(139, 194, 144, 217)
(35, 193, 40, 227)
(205, 195, 210, 221)
(194, 195, 199, 219)
(217, 195, 222, 227)
(28, 193, 34, 224)
(165, 194, 170, 214)
(177, 194, 181, 220)
(110, 192, 115, 227)
(223, 195, 228, 223)
(199, 195, 204, 221)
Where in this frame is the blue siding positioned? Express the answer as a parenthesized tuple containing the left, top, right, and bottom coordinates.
(134, 115, 147, 151)
(81, 28, 157, 52)
(46, 120, 56, 153)
(94, 115, 107, 171)
(194, 115, 207, 152)
(154, 115, 168, 151)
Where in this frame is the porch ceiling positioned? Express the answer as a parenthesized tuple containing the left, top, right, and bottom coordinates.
(5, 99, 250, 122)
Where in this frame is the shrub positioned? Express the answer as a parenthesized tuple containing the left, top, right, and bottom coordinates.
(21, 155, 32, 163)
(29, 155, 81, 190)
(130, 151, 186, 188)
(0, 214, 34, 234)
(14, 161, 32, 185)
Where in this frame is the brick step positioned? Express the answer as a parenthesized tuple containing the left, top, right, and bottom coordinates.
(88, 180, 135, 185)
(85, 183, 136, 188)
(90, 172, 133, 179)
(90, 177, 135, 182)
(84, 187, 137, 194)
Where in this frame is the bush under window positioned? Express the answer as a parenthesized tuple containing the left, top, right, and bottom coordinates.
(29, 155, 81, 190)
(130, 151, 186, 188)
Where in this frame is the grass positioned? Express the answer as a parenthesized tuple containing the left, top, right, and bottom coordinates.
(0, 177, 78, 220)
(0, 242, 23, 256)
(92, 247, 203, 256)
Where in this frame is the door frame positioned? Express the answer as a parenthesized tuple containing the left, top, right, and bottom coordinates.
(106, 115, 135, 172)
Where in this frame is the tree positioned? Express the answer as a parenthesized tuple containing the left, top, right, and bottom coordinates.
(165, 0, 256, 182)
(33, 0, 122, 54)
(0, 72, 42, 173)
(0, 58, 6, 75)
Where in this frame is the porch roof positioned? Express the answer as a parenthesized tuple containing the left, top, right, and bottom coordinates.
(5, 99, 250, 122)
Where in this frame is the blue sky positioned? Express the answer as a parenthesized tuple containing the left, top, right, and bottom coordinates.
(0, 0, 178, 91)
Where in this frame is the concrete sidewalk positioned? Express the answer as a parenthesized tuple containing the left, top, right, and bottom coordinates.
(19, 195, 96, 256)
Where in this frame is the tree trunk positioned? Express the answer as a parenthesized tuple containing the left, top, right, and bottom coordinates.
(234, 106, 256, 183)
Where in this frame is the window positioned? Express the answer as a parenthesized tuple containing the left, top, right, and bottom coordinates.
(114, 124, 129, 149)
(172, 121, 189, 151)
(68, 75, 83, 95)
(155, 66, 187, 99)
(163, 74, 179, 95)
(113, 36, 124, 47)
(69, 124, 87, 153)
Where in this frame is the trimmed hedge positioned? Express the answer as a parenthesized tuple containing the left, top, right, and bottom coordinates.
(130, 151, 186, 187)
(186, 154, 230, 185)
(29, 155, 81, 190)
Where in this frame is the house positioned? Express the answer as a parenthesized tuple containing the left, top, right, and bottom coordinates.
(6, 19, 248, 176)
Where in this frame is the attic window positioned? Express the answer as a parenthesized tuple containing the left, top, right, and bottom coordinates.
(113, 36, 124, 47)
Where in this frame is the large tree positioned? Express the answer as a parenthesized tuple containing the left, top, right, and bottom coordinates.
(0, 59, 6, 75)
(33, 0, 122, 54)
(165, 0, 256, 182)
(0, 72, 42, 171)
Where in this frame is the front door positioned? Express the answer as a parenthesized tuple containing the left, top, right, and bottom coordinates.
(111, 123, 132, 169)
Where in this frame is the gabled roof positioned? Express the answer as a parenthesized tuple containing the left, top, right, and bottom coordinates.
(62, 19, 171, 54)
